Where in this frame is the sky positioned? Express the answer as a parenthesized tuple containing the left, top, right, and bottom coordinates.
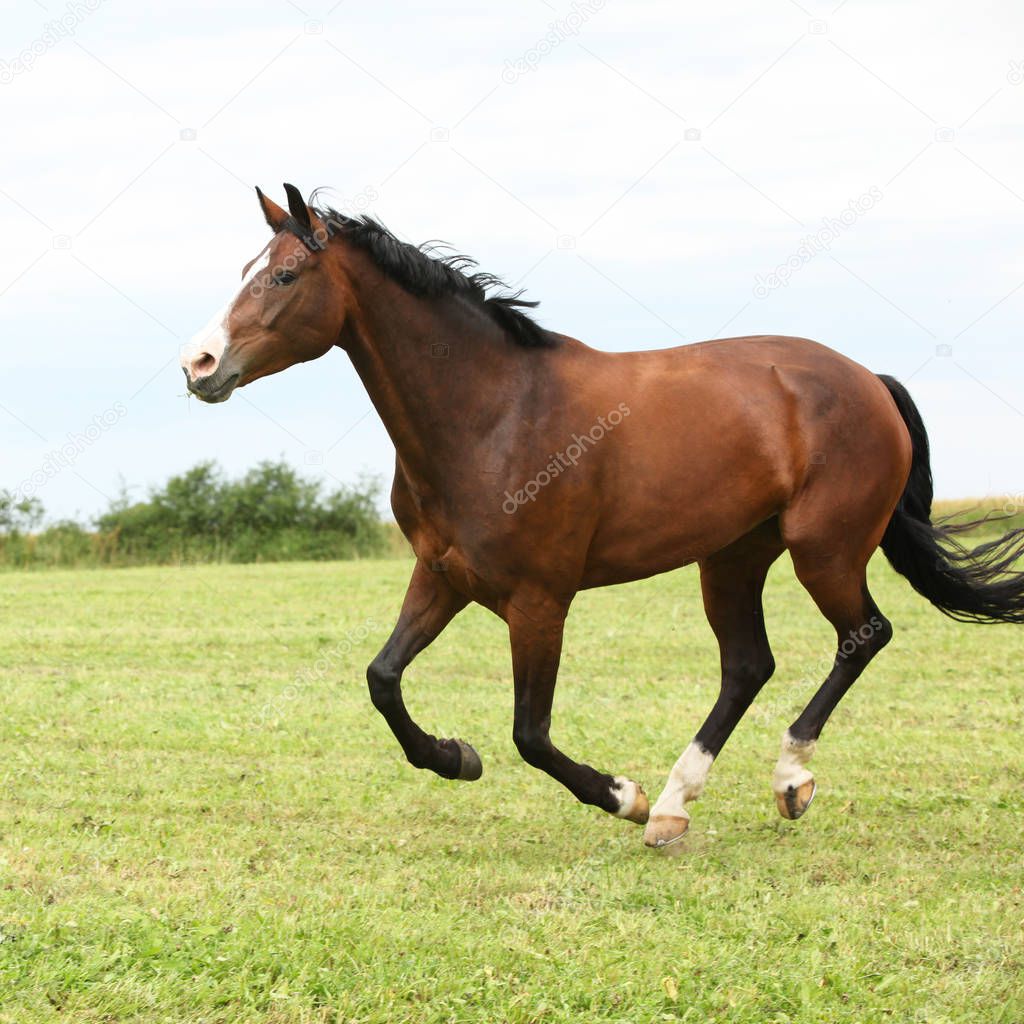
(1, 0, 1022, 523)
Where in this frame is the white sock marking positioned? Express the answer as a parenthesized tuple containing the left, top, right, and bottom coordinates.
(650, 741, 714, 821)
(772, 730, 816, 794)
(612, 776, 642, 819)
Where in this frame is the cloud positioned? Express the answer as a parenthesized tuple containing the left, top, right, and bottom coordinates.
(1, 0, 1022, 516)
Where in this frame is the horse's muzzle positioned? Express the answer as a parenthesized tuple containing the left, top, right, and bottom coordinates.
(185, 367, 240, 404)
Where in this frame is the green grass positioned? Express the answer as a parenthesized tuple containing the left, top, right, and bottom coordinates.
(1, 556, 1022, 1023)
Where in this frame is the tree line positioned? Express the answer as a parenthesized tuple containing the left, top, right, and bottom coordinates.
(0, 461, 389, 568)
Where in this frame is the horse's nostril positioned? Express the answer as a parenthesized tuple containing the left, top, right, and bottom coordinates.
(193, 352, 217, 377)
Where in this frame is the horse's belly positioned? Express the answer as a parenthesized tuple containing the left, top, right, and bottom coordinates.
(579, 443, 788, 588)
(580, 505, 776, 588)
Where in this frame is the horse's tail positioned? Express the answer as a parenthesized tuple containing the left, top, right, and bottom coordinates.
(877, 374, 1024, 624)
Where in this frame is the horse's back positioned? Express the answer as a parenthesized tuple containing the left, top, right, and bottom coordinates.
(569, 334, 909, 585)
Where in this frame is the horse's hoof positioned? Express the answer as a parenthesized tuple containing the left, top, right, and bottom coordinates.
(454, 739, 483, 781)
(643, 814, 690, 848)
(621, 784, 650, 825)
(775, 779, 816, 820)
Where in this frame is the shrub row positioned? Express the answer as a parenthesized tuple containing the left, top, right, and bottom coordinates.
(0, 461, 388, 568)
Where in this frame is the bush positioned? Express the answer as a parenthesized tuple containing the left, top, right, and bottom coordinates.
(0, 462, 388, 569)
(32, 521, 98, 567)
(0, 491, 43, 533)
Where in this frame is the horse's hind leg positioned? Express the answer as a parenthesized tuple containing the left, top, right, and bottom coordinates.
(366, 560, 479, 781)
(645, 520, 785, 847)
(773, 539, 893, 819)
(769, 376, 909, 817)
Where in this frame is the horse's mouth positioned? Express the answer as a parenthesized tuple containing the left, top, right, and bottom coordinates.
(186, 371, 240, 404)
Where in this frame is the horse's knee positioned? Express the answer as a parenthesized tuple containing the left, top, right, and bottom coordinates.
(722, 650, 775, 697)
(512, 724, 550, 768)
(366, 658, 400, 712)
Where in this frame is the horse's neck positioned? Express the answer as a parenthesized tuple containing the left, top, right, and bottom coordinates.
(339, 260, 530, 493)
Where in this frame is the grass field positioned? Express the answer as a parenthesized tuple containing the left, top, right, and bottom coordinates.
(1, 554, 1022, 1023)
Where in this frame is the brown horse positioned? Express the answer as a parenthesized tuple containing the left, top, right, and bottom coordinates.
(180, 184, 1024, 848)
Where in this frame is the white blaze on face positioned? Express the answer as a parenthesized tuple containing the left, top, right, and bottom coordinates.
(180, 245, 272, 380)
(772, 730, 816, 794)
(650, 741, 714, 822)
(182, 303, 230, 376)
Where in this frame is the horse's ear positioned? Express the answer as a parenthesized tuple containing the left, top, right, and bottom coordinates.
(283, 182, 313, 232)
(256, 186, 289, 232)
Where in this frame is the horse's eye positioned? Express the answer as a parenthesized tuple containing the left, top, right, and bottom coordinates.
(275, 271, 297, 286)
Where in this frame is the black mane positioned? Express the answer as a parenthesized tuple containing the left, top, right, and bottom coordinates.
(302, 194, 554, 348)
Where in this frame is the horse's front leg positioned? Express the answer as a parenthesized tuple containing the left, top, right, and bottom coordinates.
(366, 560, 480, 780)
(507, 594, 649, 825)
